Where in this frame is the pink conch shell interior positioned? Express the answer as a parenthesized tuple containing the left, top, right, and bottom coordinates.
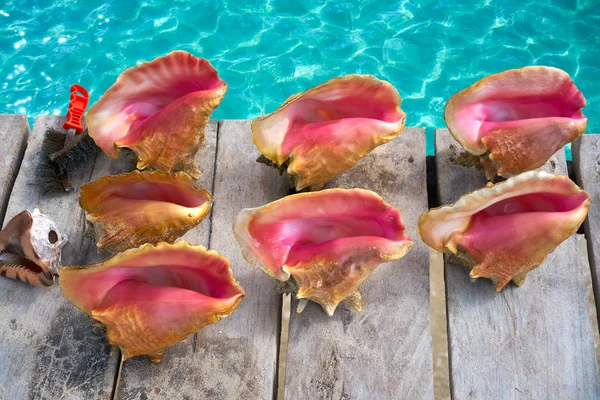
(445, 66, 587, 177)
(59, 242, 244, 361)
(87, 51, 227, 178)
(252, 75, 406, 190)
(80, 171, 212, 253)
(419, 171, 590, 290)
(234, 188, 412, 315)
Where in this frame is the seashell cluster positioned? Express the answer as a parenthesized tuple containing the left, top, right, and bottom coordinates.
(3, 53, 593, 367)
(65, 167, 240, 360)
(57, 52, 243, 361)
(420, 66, 591, 290)
(233, 188, 413, 315)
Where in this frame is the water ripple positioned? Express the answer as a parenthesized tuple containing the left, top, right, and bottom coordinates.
(0, 0, 598, 156)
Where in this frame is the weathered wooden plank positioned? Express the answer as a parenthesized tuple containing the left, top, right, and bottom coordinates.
(435, 129, 600, 398)
(114, 122, 227, 399)
(118, 120, 287, 399)
(284, 128, 434, 399)
(196, 120, 287, 399)
(0, 116, 135, 399)
(0, 114, 29, 224)
(573, 134, 600, 327)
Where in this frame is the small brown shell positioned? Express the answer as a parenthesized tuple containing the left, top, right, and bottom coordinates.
(0, 209, 67, 287)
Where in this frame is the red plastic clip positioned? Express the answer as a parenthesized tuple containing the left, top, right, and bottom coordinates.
(62, 84, 89, 134)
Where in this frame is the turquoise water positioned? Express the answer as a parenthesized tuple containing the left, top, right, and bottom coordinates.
(1, 0, 599, 155)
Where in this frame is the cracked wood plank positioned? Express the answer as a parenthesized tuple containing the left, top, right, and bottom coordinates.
(436, 128, 600, 398)
(0, 114, 29, 224)
(573, 134, 600, 328)
(0, 116, 136, 399)
(284, 128, 434, 399)
(117, 120, 287, 399)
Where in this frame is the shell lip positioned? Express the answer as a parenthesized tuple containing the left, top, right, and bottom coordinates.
(79, 170, 211, 211)
(253, 74, 400, 123)
(418, 170, 588, 252)
(60, 241, 245, 313)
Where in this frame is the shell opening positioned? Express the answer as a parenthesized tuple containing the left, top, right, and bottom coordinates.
(94, 264, 240, 312)
(48, 230, 58, 244)
(446, 67, 587, 153)
(289, 96, 401, 124)
(63, 250, 242, 313)
(474, 191, 589, 217)
(279, 87, 404, 155)
(279, 216, 404, 264)
(104, 181, 210, 208)
(473, 95, 586, 139)
(454, 190, 589, 266)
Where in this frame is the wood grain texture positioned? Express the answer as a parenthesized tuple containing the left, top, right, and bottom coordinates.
(115, 122, 234, 399)
(0, 114, 29, 224)
(573, 134, 600, 328)
(435, 129, 600, 399)
(118, 120, 287, 399)
(284, 128, 434, 399)
(0, 116, 135, 400)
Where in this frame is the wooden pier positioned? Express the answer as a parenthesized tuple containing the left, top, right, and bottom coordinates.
(0, 115, 598, 399)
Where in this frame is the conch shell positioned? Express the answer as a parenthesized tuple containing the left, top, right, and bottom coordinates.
(233, 188, 412, 315)
(80, 171, 212, 253)
(252, 75, 406, 190)
(418, 171, 590, 290)
(59, 241, 244, 361)
(87, 51, 227, 178)
(444, 66, 587, 179)
(0, 209, 67, 287)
